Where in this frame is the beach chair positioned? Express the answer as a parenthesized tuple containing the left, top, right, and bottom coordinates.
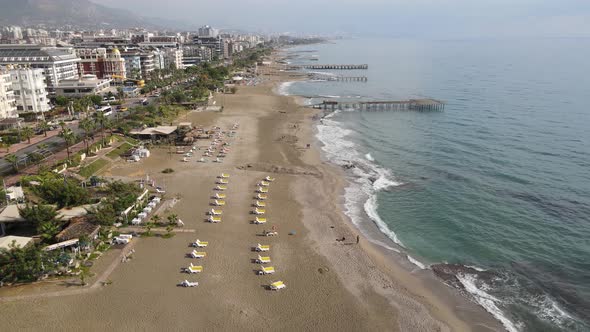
(265, 176, 275, 182)
(192, 239, 209, 247)
(179, 280, 199, 287)
(215, 158, 223, 163)
(199, 158, 207, 163)
(186, 263, 203, 273)
(254, 201, 266, 208)
(220, 173, 230, 178)
(208, 216, 222, 223)
(264, 230, 278, 236)
(255, 244, 270, 252)
(209, 209, 222, 216)
(190, 250, 206, 259)
(254, 217, 267, 224)
(259, 181, 270, 187)
(214, 200, 226, 206)
(256, 194, 268, 200)
(253, 208, 266, 215)
(214, 193, 226, 199)
(182, 157, 190, 162)
(258, 266, 276, 275)
(270, 281, 286, 291)
(216, 185, 227, 191)
(217, 179, 229, 184)
(257, 187, 269, 193)
(256, 255, 271, 264)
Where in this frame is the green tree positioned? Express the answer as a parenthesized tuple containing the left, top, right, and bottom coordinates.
(79, 118, 95, 154)
(19, 204, 60, 227)
(4, 154, 18, 172)
(33, 176, 90, 208)
(37, 219, 63, 243)
(94, 112, 107, 144)
(0, 243, 58, 283)
(54, 96, 69, 107)
(144, 222, 154, 236)
(37, 121, 50, 137)
(116, 87, 125, 102)
(151, 214, 161, 225)
(89, 95, 103, 106)
(21, 126, 35, 144)
(58, 123, 76, 162)
(78, 265, 91, 286)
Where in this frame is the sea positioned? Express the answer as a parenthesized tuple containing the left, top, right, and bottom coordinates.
(278, 38, 590, 332)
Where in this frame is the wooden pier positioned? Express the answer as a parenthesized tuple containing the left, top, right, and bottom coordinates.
(310, 74, 368, 82)
(313, 99, 445, 111)
(288, 64, 368, 70)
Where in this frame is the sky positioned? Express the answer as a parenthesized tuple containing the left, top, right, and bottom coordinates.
(96, 0, 590, 38)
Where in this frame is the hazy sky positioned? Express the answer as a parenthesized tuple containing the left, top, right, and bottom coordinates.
(96, 0, 590, 38)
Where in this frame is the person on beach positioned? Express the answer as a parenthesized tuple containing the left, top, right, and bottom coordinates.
(356, 235, 360, 244)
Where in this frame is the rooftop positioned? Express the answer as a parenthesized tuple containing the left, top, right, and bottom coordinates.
(0, 45, 80, 63)
(0, 235, 33, 250)
(129, 126, 177, 136)
(55, 218, 100, 242)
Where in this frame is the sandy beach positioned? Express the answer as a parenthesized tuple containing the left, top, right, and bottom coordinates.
(0, 56, 503, 332)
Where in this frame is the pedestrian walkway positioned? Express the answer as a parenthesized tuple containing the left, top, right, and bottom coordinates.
(0, 129, 61, 158)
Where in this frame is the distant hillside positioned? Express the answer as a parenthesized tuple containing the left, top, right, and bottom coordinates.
(0, 0, 169, 29)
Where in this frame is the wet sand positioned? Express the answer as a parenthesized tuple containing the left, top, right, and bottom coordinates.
(0, 59, 503, 331)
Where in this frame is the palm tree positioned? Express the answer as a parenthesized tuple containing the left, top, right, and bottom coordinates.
(37, 220, 61, 243)
(21, 126, 34, 144)
(4, 154, 18, 172)
(116, 87, 125, 102)
(151, 215, 161, 225)
(94, 112, 107, 145)
(78, 265, 90, 286)
(38, 121, 50, 137)
(79, 118, 95, 154)
(167, 214, 179, 226)
(58, 122, 75, 162)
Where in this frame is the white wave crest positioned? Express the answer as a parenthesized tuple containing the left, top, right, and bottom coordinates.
(407, 255, 427, 269)
(276, 81, 295, 96)
(457, 274, 521, 332)
(365, 153, 375, 161)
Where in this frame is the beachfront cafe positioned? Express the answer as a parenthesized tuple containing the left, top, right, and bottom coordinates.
(129, 126, 178, 143)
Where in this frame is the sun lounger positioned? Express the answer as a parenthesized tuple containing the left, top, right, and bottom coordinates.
(214, 200, 226, 206)
(208, 216, 222, 223)
(214, 193, 226, 199)
(256, 194, 268, 200)
(254, 201, 266, 207)
(179, 280, 199, 287)
(216, 185, 227, 191)
(199, 158, 207, 163)
(259, 181, 270, 187)
(217, 179, 229, 184)
(209, 209, 222, 215)
(256, 244, 270, 252)
(190, 250, 206, 258)
(256, 255, 271, 264)
(186, 263, 203, 273)
(220, 173, 230, 178)
(253, 208, 265, 215)
(257, 187, 269, 193)
(258, 266, 276, 275)
(192, 239, 209, 247)
(265, 176, 275, 182)
(254, 217, 267, 224)
(182, 157, 190, 162)
(270, 281, 286, 290)
(264, 230, 278, 236)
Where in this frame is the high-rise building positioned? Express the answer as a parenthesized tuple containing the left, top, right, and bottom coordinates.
(198, 25, 219, 38)
(164, 48, 184, 70)
(76, 47, 126, 79)
(8, 67, 50, 117)
(0, 68, 17, 119)
(0, 45, 80, 94)
(193, 36, 223, 58)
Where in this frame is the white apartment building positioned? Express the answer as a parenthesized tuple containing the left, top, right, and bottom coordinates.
(9, 67, 50, 117)
(0, 45, 80, 94)
(164, 48, 184, 70)
(0, 68, 17, 119)
(54, 75, 111, 98)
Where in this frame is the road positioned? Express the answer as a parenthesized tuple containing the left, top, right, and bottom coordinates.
(0, 95, 157, 176)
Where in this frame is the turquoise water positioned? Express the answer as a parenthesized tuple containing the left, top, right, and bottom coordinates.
(282, 38, 590, 331)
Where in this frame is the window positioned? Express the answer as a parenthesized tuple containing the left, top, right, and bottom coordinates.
(17, 106, 23, 110)
(27, 106, 33, 110)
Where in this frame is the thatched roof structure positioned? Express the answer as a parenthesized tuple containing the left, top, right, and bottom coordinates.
(55, 217, 100, 242)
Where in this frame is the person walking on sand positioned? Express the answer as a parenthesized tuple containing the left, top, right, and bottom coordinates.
(356, 235, 360, 244)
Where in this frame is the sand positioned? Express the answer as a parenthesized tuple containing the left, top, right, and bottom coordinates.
(0, 57, 504, 332)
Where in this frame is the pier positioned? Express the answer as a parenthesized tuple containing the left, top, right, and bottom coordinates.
(313, 99, 445, 111)
(310, 74, 368, 82)
(288, 64, 368, 70)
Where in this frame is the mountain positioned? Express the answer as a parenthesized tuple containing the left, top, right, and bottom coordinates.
(0, 0, 174, 29)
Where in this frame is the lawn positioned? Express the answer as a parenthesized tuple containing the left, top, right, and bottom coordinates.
(78, 159, 110, 178)
(106, 142, 133, 159)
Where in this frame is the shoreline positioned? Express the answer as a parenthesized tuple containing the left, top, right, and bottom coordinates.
(0, 52, 503, 331)
(273, 49, 505, 331)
